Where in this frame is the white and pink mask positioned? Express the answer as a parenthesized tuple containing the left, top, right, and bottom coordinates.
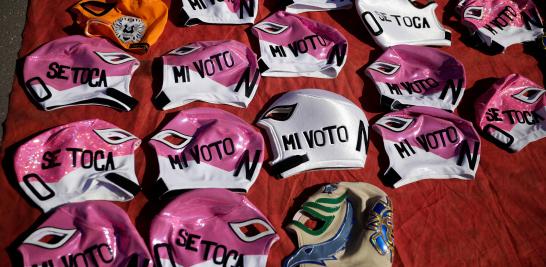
(155, 40, 260, 110)
(251, 11, 348, 78)
(18, 201, 152, 267)
(150, 189, 279, 267)
(149, 108, 264, 196)
(373, 106, 481, 188)
(366, 45, 466, 112)
(457, 0, 544, 51)
(23, 35, 140, 111)
(357, 0, 452, 48)
(14, 119, 141, 211)
(180, 0, 258, 26)
(475, 74, 546, 152)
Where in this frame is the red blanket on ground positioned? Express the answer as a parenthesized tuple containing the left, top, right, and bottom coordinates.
(1, 0, 545, 266)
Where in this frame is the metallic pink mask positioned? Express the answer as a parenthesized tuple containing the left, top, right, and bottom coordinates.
(149, 108, 264, 196)
(18, 201, 152, 267)
(373, 106, 481, 188)
(366, 45, 466, 112)
(23, 35, 140, 111)
(14, 119, 141, 211)
(150, 189, 279, 267)
(475, 74, 545, 152)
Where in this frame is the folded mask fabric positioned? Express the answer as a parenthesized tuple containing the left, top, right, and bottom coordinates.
(155, 40, 260, 110)
(23, 35, 140, 111)
(251, 11, 348, 78)
(285, 0, 353, 14)
(149, 107, 264, 196)
(150, 189, 279, 267)
(179, 0, 258, 26)
(475, 73, 546, 152)
(71, 0, 168, 53)
(14, 119, 141, 212)
(257, 89, 369, 178)
(18, 201, 152, 267)
(284, 182, 394, 267)
(456, 0, 544, 51)
(366, 45, 466, 112)
(356, 0, 452, 48)
(373, 106, 481, 188)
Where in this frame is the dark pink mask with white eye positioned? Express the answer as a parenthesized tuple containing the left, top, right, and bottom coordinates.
(155, 40, 260, 110)
(457, 0, 544, 52)
(23, 35, 140, 111)
(251, 11, 348, 78)
(475, 74, 546, 152)
(149, 108, 264, 197)
(150, 189, 279, 267)
(18, 201, 152, 267)
(14, 119, 141, 212)
(373, 106, 481, 188)
(366, 45, 466, 112)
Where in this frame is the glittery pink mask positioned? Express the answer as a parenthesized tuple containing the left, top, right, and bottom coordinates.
(366, 45, 466, 112)
(18, 201, 152, 267)
(149, 108, 264, 196)
(475, 74, 545, 152)
(150, 189, 279, 267)
(373, 106, 481, 188)
(14, 119, 141, 211)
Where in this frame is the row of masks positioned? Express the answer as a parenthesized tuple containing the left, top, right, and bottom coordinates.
(16, 82, 543, 212)
(68, 0, 544, 54)
(23, 11, 348, 112)
(17, 182, 393, 267)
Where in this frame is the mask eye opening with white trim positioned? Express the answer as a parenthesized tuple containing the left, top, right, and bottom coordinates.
(94, 128, 138, 145)
(368, 62, 400, 75)
(229, 219, 275, 242)
(168, 45, 201, 56)
(375, 116, 414, 132)
(151, 130, 192, 150)
(23, 227, 77, 249)
(512, 87, 545, 104)
(254, 21, 289, 35)
(262, 104, 297, 121)
(94, 51, 137, 65)
(463, 6, 484, 20)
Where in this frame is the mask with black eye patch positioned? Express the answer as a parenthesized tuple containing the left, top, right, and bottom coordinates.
(112, 16, 147, 44)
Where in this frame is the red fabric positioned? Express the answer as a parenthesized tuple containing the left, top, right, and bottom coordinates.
(1, 0, 545, 266)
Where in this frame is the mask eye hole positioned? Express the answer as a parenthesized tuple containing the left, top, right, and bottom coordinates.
(375, 116, 414, 132)
(94, 128, 138, 145)
(368, 62, 400, 75)
(95, 52, 136, 65)
(254, 22, 289, 35)
(80, 1, 116, 17)
(229, 219, 275, 242)
(262, 104, 297, 121)
(151, 130, 192, 150)
(24, 227, 77, 249)
(512, 87, 545, 104)
(169, 45, 201, 56)
(301, 211, 325, 231)
(464, 6, 484, 20)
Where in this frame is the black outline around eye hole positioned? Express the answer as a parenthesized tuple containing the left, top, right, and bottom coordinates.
(262, 104, 297, 121)
(93, 128, 137, 145)
(94, 51, 137, 65)
(375, 116, 414, 132)
(463, 6, 484, 20)
(25, 77, 52, 102)
(368, 61, 400, 75)
(228, 218, 276, 243)
(168, 45, 201, 56)
(153, 243, 176, 267)
(23, 227, 77, 249)
(151, 129, 192, 150)
(511, 87, 546, 104)
(254, 21, 289, 35)
(23, 173, 55, 201)
(80, 1, 116, 17)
